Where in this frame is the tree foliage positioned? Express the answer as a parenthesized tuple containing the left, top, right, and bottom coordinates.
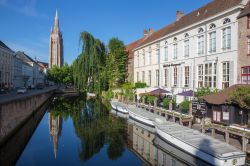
(47, 64, 73, 85)
(72, 31, 107, 93)
(106, 38, 128, 88)
(195, 87, 217, 98)
(134, 82, 147, 88)
(228, 86, 250, 110)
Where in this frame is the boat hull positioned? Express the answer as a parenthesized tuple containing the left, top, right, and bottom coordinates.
(129, 111, 155, 127)
(155, 126, 246, 166)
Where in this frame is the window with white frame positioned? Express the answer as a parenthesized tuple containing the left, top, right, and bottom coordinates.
(213, 110, 221, 122)
(173, 43, 178, 59)
(173, 67, 177, 87)
(137, 72, 139, 82)
(222, 27, 231, 50)
(184, 40, 189, 57)
(156, 49, 160, 64)
(156, 69, 159, 86)
(148, 49, 152, 65)
(142, 71, 145, 83)
(142, 49, 145, 66)
(148, 70, 151, 86)
(204, 63, 213, 88)
(222, 62, 229, 88)
(164, 46, 168, 61)
(184, 66, 190, 87)
(198, 35, 204, 54)
(198, 64, 203, 87)
(209, 31, 216, 53)
(164, 68, 168, 86)
(137, 54, 139, 67)
(213, 63, 217, 88)
(248, 36, 250, 54)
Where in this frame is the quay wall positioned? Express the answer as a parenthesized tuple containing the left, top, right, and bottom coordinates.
(0, 89, 55, 145)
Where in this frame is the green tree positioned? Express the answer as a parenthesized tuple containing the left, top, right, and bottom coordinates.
(106, 38, 128, 88)
(228, 86, 250, 110)
(163, 98, 171, 109)
(72, 31, 107, 94)
(47, 64, 73, 85)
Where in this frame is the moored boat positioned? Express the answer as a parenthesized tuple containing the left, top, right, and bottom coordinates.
(155, 122, 246, 166)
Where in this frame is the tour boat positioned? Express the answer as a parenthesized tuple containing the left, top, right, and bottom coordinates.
(155, 122, 246, 166)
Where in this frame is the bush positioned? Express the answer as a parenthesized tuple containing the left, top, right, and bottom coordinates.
(147, 95, 156, 105)
(135, 82, 147, 88)
(163, 98, 171, 109)
(179, 100, 190, 114)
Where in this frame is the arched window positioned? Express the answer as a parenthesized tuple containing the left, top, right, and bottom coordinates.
(209, 23, 216, 29)
(184, 33, 189, 38)
(223, 18, 231, 24)
(198, 28, 204, 33)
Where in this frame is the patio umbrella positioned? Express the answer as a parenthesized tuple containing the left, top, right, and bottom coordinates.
(176, 90, 194, 97)
(149, 88, 170, 96)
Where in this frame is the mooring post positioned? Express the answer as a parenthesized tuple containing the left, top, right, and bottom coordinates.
(173, 115, 176, 123)
(225, 127, 229, 144)
(180, 118, 183, 125)
(201, 118, 205, 134)
(242, 134, 248, 152)
(211, 128, 215, 138)
(188, 120, 192, 128)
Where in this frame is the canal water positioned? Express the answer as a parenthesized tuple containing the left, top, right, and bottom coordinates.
(0, 96, 247, 166)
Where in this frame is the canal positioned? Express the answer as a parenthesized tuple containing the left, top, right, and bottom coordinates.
(0, 95, 248, 166)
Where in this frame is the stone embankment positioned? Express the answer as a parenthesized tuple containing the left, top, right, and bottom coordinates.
(0, 87, 56, 146)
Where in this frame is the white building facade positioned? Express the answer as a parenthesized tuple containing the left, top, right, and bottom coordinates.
(0, 41, 14, 89)
(133, 0, 249, 103)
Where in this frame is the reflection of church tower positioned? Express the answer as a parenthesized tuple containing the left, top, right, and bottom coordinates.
(49, 113, 62, 159)
(49, 10, 64, 68)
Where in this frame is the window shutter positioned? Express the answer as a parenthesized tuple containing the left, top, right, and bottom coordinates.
(229, 61, 234, 86)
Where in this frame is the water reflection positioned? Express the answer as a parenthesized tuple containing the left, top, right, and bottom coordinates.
(1, 95, 225, 166)
(48, 113, 62, 159)
(47, 96, 128, 163)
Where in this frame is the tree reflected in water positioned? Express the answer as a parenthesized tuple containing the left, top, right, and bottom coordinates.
(48, 96, 127, 162)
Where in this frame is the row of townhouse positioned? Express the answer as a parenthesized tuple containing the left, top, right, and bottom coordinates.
(0, 40, 48, 89)
(127, 0, 250, 103)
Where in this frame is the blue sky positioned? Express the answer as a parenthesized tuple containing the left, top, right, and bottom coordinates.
(0, 0, 211, 64)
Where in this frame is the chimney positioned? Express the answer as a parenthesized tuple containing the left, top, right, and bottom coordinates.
(143, 29, 148, 36)
(148, 28, 155, 35)
(176, 10, 184, 21)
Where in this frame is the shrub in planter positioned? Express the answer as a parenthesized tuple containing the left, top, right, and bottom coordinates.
(163, 98, 171, 109)
(147, 95, 157, 106)
(179, 100, 190, 114)
(135, 82, 147, 88)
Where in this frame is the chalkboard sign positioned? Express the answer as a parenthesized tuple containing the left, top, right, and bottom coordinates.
(192, 101, 206, 117)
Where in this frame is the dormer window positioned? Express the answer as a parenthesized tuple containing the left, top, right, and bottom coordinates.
(209, 23, 216, 29)
(223, 18, 231, 24)
(198, 28, 204, 33)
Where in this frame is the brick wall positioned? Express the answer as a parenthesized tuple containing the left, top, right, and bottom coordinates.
(238, 15, 250, 83)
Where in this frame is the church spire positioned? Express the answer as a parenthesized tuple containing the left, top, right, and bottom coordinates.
(54, 9, 59, 33)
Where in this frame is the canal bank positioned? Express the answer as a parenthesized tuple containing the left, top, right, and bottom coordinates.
(0, 87, 56, 146)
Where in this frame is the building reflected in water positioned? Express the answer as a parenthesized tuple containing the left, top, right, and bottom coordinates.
(127, 120, 188, 166)
(48, 113, 62, 159)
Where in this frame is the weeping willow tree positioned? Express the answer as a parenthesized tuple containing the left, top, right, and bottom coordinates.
(72, 31, 107, 94)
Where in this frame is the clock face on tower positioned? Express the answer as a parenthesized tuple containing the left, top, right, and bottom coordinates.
(49, 10, 64, 69)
